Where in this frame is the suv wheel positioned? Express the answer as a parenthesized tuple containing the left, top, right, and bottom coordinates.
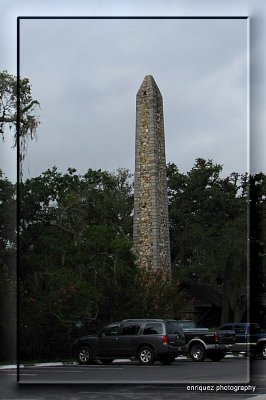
(138, 346, 155, 365)
(260, 344, 266, 359)
(190, 343, 206, 362)
(77, 346, 93, 364)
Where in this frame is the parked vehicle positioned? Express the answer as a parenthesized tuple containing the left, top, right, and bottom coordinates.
(176, 319, 235, 362)
(176, 320, 197, 329)
(176, 319, 208, 331)
(73, 319, 186, 365)
(218, 322, 266, 359)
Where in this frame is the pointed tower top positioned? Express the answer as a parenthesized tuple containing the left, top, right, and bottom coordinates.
(143, 74, 155, 82)
(137, 75, 162, 98)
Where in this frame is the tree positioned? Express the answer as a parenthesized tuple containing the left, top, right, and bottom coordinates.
(0, 71, 40, 360)
(18, 167, 137, 359)
(0, 171, 16, 361)
(0, 70, 40, 159)
(135, 266, 187, 319)
(250, 173, 266, 326)
(167, 158, 248, 323)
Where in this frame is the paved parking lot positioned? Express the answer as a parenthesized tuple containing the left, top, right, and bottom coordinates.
(0, 357, 265, 399)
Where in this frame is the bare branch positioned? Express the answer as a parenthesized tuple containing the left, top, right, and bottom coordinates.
(21, 99, 40, 114)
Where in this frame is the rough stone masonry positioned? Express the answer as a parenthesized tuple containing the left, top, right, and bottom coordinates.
(133, 75, 171, 274)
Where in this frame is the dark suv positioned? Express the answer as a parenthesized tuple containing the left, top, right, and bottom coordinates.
(73, 319, 186, 365)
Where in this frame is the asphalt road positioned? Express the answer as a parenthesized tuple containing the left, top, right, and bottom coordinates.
(0, 358, 265, 399)
(17, 358, 249, 384)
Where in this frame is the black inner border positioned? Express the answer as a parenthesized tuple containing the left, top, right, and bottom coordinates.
(16, 15, 249, 389)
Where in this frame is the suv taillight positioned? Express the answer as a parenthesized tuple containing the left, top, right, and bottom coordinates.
(214, 333, 220, 343)
(162, 335, 168, 345)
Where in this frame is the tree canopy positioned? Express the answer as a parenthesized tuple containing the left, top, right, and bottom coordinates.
(0, 70, 40, 159)
(167, 158, 249, 323)
(1, 159, 265, 361)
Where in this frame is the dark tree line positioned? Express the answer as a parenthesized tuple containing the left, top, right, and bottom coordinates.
(17, 166, 182, 360)
(167, 159, 249, 323)
(0, 159, 265, 361)
(250, 173, 266, 324)
(0, 172, 17, 362)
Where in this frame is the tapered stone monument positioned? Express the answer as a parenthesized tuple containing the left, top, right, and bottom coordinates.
(133, 75, 171, 274)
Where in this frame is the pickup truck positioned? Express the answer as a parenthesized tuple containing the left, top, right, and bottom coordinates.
(218, 322, 266, 359)
(176, 320, 235, 362)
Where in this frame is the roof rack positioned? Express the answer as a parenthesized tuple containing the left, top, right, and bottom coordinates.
(122, 319, 164, 322)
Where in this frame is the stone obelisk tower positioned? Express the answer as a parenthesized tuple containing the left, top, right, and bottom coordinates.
(133, 75, 171, 275)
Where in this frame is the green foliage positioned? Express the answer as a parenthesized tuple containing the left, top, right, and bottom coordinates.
(18, 167, 137, 359)
(167, 158, 249, 322)
(250, 173, 266, 324)
(21, 266, 101, 329)
(0, 170, 16, 256)
(1, 159, 265, 360)
(0, 170, 16, 361)
(134, 267, 186, 319)
(0, 70, 40, 158)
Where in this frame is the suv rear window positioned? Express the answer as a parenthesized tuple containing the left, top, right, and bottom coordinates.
(166, 322, 181, 334)
(143, 323, 163, 335)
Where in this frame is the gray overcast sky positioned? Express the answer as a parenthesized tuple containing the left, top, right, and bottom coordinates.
(1, 0, 266, 182)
